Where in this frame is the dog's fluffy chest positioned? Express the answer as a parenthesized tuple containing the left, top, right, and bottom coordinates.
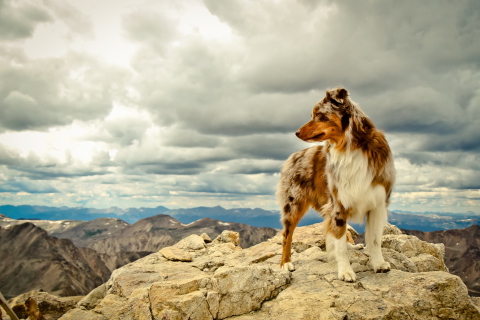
(326, 147, 383, 215)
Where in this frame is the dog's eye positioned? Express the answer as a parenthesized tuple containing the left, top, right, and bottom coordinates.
(316, 113, 328, 122)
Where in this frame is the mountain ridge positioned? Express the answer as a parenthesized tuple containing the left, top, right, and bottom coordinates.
(0, 222, 149, 299)
(1, 204, 479, 231)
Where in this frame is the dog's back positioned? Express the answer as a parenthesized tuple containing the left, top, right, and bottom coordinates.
(276, 145, 329, 269)
(277, 145, 330, 217)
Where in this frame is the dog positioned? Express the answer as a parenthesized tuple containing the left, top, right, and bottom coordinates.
(277, 87, 395, 282)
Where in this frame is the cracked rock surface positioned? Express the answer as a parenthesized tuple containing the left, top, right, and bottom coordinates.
(59, 223, 480, 320)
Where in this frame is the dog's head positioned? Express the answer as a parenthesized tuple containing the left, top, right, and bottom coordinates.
(295, 87, 354, 144)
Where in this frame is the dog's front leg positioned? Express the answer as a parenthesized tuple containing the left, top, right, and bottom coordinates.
(366, 206, 390, 273)
(327, 231, 356, 282)
(325, 203, 356, 282)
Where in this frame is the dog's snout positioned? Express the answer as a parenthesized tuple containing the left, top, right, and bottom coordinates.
(295, 130, 300, 137)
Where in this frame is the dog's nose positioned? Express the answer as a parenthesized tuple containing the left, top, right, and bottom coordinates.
(295, 130, 300, 137)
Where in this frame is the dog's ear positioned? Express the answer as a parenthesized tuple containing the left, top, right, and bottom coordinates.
(327, 88, 349, 107)
(336, 88, 348, 102)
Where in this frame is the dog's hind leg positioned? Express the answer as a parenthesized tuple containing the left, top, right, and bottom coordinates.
(280, 201, 308, 271)
(365, 205, 390, 273)
(346, 228, 364, 250)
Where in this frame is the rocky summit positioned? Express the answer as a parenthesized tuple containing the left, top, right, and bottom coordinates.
(49, 223, 480, 319)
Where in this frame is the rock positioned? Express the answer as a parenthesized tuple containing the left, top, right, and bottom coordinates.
(381, 234, 448, 272)
(232, 270, 479, 320)
(77, 284, 106, 310)
(347, 224, 360, 240)
(201, 232, 212, 243)
(207, 242, 241, 256)
(383, 222, 403, 235)
(58, 223, 480, 320)
(160, 246, 193, 262)
(212, 230, 240, 246)
(216, 266, 291, 318)
(25, 297, 46, 320)
(59, 257, 290, 320)
(472, 297, 480, 310)
(59, 308, 107, 320)
(175, 234, 206, 250)
(8, 290, 80, 320)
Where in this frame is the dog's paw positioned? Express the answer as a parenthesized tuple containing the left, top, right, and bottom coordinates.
(373, 261, 391, 273)
(281, 262, 295, 272)
(338, 268, 356, 282)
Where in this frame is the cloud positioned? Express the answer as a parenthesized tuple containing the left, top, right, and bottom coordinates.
(122, 5, 179, 54)
(0, 51, 130, 131)
(161, 129, 222, 149)
(0, 0, 480, 214)
(0, 0, 52, 40)
(213, 159, 283, 175)
(43, 0, 93, 38)
(0, 180, 58, 193)
(228, 134, 309, 161)
(397, 152, 480, 190)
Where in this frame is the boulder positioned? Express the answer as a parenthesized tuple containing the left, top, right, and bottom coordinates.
(7, 290, 80, 320)
(160, 246, 193, 262)
(175, 234, 206, 251)
(77, 284, 106, 310)
(211, 230, 240, 246)
(58, 223, 480, 320)
(201, 233, 212, 243)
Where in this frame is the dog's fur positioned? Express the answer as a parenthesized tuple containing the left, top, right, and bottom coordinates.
(277, 87, 395, 282)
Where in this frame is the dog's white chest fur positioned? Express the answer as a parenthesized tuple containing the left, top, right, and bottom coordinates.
(326, 147, 385, 221)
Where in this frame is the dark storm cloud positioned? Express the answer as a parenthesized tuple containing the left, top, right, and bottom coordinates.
(229, 134, 308, 161)
(206, 0, 480, 94)
(401, 152, 480, 171)
(216, 159, 282, 175)
(0, 0, 52, 40)
(0, 180, 58, 193)
(125, 0, 480, 149)
(421, 126, 480, 152)
(161, 129, 222, 149)
(172, 173, 277, 196)
(103, 116, 151, 146)
(123, 8, 324, 137)
(133, 162, 206, 176)
(433, 172, 480, 190)
(9, 163, 112, 180)
(0, 51, 129, 132)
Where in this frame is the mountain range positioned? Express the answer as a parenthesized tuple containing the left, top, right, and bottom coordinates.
(2, 204, 479, 231)
(0, 205, 169, 224)
(390, 210, 480, 232)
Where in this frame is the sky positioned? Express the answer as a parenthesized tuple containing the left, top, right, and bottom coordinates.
(0, 0, 480, 214)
